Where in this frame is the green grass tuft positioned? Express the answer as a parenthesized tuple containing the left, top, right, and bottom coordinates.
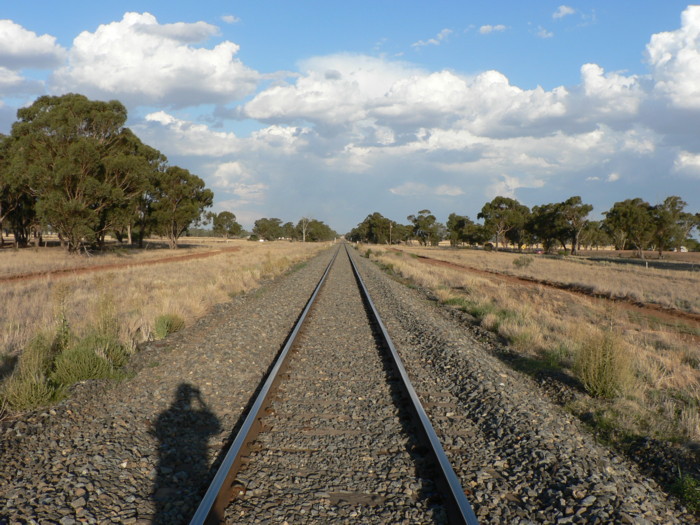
(154, 314, 185, 340)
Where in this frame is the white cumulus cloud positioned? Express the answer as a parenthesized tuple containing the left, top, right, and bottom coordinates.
(0, 19, 66, 69)
(647, 6, 700, 109)
(52, 12, 260, 107)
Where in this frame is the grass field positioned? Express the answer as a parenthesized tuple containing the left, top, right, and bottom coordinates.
(394, 246, 700, 314)
(362, 245, 700, 449)
(0, 239, 329, 412)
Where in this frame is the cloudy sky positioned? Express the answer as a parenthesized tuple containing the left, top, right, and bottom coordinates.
(1, 1, 699, 232)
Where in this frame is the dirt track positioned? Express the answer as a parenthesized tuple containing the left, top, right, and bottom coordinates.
(0, 246, 242, 284)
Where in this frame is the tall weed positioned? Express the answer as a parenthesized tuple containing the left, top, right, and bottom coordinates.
(575, 328, 634, 399)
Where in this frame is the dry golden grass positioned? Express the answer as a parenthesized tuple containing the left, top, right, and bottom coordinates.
(0, 241, 328, 363)
(366, 245, 700, 443)
(392, 245, 700, 314)
(0, 237, 242, 278)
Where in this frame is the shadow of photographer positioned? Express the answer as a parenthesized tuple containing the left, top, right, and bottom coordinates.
(152, 383, 220, 524)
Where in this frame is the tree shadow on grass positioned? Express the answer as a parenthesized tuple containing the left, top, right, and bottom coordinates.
(153, 383, 221, 524)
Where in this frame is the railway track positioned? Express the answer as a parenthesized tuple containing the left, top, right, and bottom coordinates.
(190, 244, 478, 524)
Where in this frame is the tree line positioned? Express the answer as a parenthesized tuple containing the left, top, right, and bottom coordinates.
(0, 94, 214, 252)
(347, 195, 700, 256)
(251, 217, 337, 242)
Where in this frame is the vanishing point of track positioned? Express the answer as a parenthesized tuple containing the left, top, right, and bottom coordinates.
(190, 244, 478, 524)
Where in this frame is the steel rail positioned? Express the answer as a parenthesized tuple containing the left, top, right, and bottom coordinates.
(345, 244, 479, 525)
(189, 246, 340, 525)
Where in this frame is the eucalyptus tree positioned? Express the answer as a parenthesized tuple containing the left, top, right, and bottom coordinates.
(407, 209, 442, 246)
(477, 197, 530, 251)
(253, 217, 283, 241)
(8, 94, 154, 252)
(650, 196, 698, 256)
(150, 166, 213, 248)
(557, 196, 593, 255)
(603, 198, 654, 258)
(211, 211, 242, 239)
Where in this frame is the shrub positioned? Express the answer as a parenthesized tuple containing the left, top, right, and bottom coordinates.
(51, 335, 126, 386)
(574, 329, 633, 399)
(154, 314, 185, 340)
(513, 255, 534, 269)
(364, 248, 372, 258)
(1, 372, 57, 411)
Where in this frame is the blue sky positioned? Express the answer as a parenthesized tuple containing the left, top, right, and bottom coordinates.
(1, 2, 699, 231)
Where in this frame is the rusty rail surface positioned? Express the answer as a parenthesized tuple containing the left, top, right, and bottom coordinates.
(189, 244, 478, 525)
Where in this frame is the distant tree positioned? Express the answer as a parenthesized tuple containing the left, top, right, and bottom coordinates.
(650, 196, 698, 257)
(527, 203, 562, 253)
(150, 166, 213, 249)
(603, 198, 654, 258)
(209, 211, 242, 239)
(478, 197, 530, 251)
(558, 196, 593, 255)
(304, 219, 336, 241)
(347, 212, 403, 244)
(297, 216, 312, 242)
(282, 221, 297, 240)
(407, 209, 442, 246)
(253, 217, 283, 241)
(579, 221, 610, 250)
(446, 213, 471, 246)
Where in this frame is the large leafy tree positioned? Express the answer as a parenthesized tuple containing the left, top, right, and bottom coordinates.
(7, 94, 155, 252)
(150, 166, 213, 248)
(603, 198, 654, 258)
(478, 197, 530, 251)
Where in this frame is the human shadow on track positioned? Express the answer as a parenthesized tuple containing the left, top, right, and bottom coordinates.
(153, 383, 221, 525)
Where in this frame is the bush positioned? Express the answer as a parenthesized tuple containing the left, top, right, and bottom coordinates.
(574, 329, 633, 399)
(1, 372, 58, 411)
(513, 255, 534, 269)
(50, 331, 128, 386)
(154, 314, 185, 339)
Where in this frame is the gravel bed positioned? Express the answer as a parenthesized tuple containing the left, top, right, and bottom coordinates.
(351, 248, 695, 524)
(226, 248, 447, 524)
(0, 249, 335, 525)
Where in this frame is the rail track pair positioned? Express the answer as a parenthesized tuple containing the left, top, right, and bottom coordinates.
(190, 244, 478, 524)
